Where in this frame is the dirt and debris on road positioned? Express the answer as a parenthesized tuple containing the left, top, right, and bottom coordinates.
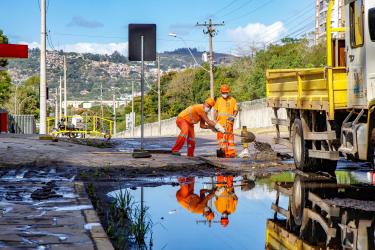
(0, 134, 294, 178)
(0, 167, 112, 249)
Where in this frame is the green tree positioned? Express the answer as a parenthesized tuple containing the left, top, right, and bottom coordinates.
(118, 36, 327, 130)
(0, 29, 9, 68)
(0, 30, 11, 106)
(6, 75, 40, 117)
(0, 71, 11, 106)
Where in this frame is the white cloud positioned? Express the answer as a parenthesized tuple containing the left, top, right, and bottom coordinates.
(19, 41, 40, 49)
(19, 41, 128, 56)
(227, 21, 287, 55)
(62, 42, 128, 56)
(238, 185, 276, 201)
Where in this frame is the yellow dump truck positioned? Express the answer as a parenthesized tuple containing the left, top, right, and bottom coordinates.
(267, 0, 375, 171)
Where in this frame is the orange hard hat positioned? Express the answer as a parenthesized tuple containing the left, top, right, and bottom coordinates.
(205, 97, 215, 108)
(205, 212, 215, 221)
(220, 217, 229, 227)
(220, 84, 230, 93)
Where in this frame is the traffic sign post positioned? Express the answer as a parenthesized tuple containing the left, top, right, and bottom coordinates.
(128, 24, 156, 158)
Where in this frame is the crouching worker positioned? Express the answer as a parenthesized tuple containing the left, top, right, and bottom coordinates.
(172, 98, 225, 157)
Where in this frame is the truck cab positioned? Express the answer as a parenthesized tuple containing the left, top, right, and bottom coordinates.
(266, 0, 375, 172)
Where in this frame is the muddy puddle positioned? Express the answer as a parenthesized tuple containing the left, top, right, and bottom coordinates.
(0, 168, 94, 249)
(91, 166, 375, 250)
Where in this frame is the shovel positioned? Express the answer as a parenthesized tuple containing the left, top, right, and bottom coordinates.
(224, 130, 256, 143)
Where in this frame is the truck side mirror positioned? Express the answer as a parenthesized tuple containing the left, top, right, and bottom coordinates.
(369, 8, 375, 41)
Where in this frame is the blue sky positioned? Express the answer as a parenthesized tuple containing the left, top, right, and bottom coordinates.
(0, 0, 316, 55)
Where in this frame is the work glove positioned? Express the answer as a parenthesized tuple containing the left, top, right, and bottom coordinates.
(214, 123, 226, 133)
(227, 116, 235, 122)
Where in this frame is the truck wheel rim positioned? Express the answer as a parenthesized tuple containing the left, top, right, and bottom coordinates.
(294, 131, 302, 163)
(294, 180, 302, 210)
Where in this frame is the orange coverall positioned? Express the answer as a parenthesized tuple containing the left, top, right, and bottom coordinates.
(214, 97, 238, 157)
(176, 177, 214, 214)
(171, 104, 207, 157)
(214, 175, 238, 216)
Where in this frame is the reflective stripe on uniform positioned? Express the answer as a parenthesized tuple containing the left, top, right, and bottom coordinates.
(179, 134, 188, 138)
(218, 112, 232, 117)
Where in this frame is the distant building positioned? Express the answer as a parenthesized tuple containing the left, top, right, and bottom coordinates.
(80, 89, 89, 96)
(315, 0, 345, 43)
(66, 100, 128, 109)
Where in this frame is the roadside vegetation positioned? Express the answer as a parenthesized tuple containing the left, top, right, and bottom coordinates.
(0, 30, 11, 108)
(86, 185, 153, 250)
(123, 37, 326, 127)
(1, 27, 325, 132)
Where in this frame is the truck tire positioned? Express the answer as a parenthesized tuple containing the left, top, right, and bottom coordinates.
(291, 175, 306, 226)
(371, 128, 375, 168)
(291, 119, 316, 171)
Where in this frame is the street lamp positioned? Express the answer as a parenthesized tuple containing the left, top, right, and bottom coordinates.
(168, 33, 209, 73)
(18, 96, 33, 115)
(13, 81, 24, 115)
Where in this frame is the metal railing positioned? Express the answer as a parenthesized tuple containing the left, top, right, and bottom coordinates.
(47, 116, 113, 138)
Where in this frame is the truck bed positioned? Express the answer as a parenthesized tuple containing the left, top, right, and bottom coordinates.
(266, 67, 348, 111)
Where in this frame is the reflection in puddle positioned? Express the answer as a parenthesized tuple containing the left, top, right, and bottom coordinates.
(108, 174, 290, 249)
(107, 169, 375, 249)
(267, 172, 375, 250)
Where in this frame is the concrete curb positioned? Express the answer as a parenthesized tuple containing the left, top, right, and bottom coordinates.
(74, 182, 114, 250)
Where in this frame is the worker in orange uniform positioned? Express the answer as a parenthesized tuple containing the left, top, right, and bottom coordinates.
(171, 98, 226, 157)
(176, 177, 215, 223)
(214, 84, 238, 158)
(214, 175, 238, 227)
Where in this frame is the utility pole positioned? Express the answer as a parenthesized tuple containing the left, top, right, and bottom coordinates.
(63, 55, 67, 118)
(100, 83, 103, 119)
(131, 81, 135, 137)
(59, 76, 62, 121)
(157, 55, 161, 136)
(112, 92, 116, 135)
(54, 88, 58, 128)
(39, 0, 47, 134)
(196, 19, 224, 99)
(100, 83, 104, 132)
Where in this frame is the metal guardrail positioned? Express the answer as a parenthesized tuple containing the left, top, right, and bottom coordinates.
(8, 115, 36, 134)
(47, 116, 113, 138)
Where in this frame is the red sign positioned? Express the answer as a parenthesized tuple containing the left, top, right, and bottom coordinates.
(0, 44, 28, 59)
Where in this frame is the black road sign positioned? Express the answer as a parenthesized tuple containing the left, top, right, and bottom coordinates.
(128, 24, 156, 61)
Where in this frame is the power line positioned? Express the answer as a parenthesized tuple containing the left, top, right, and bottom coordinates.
(249, 10, 315, 46)
(210, 0, 238, 18)
(231, 1, 315, 48)
(226, 0, 274, 23)
(266, 20, 316, 45)
(217, 0, 255, 19)
(47, 30, 57, 51)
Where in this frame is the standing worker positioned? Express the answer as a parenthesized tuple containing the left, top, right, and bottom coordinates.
(214, 175, 238, 228)
(171, 98, 225, 157)
(214, 84, 238, 158)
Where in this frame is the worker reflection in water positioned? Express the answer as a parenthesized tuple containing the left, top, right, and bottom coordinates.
(171, 98, 225, 157)
(214, 175, 238, 227)
(176, 177, 215, 222)
(214, 84, 238, 158)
